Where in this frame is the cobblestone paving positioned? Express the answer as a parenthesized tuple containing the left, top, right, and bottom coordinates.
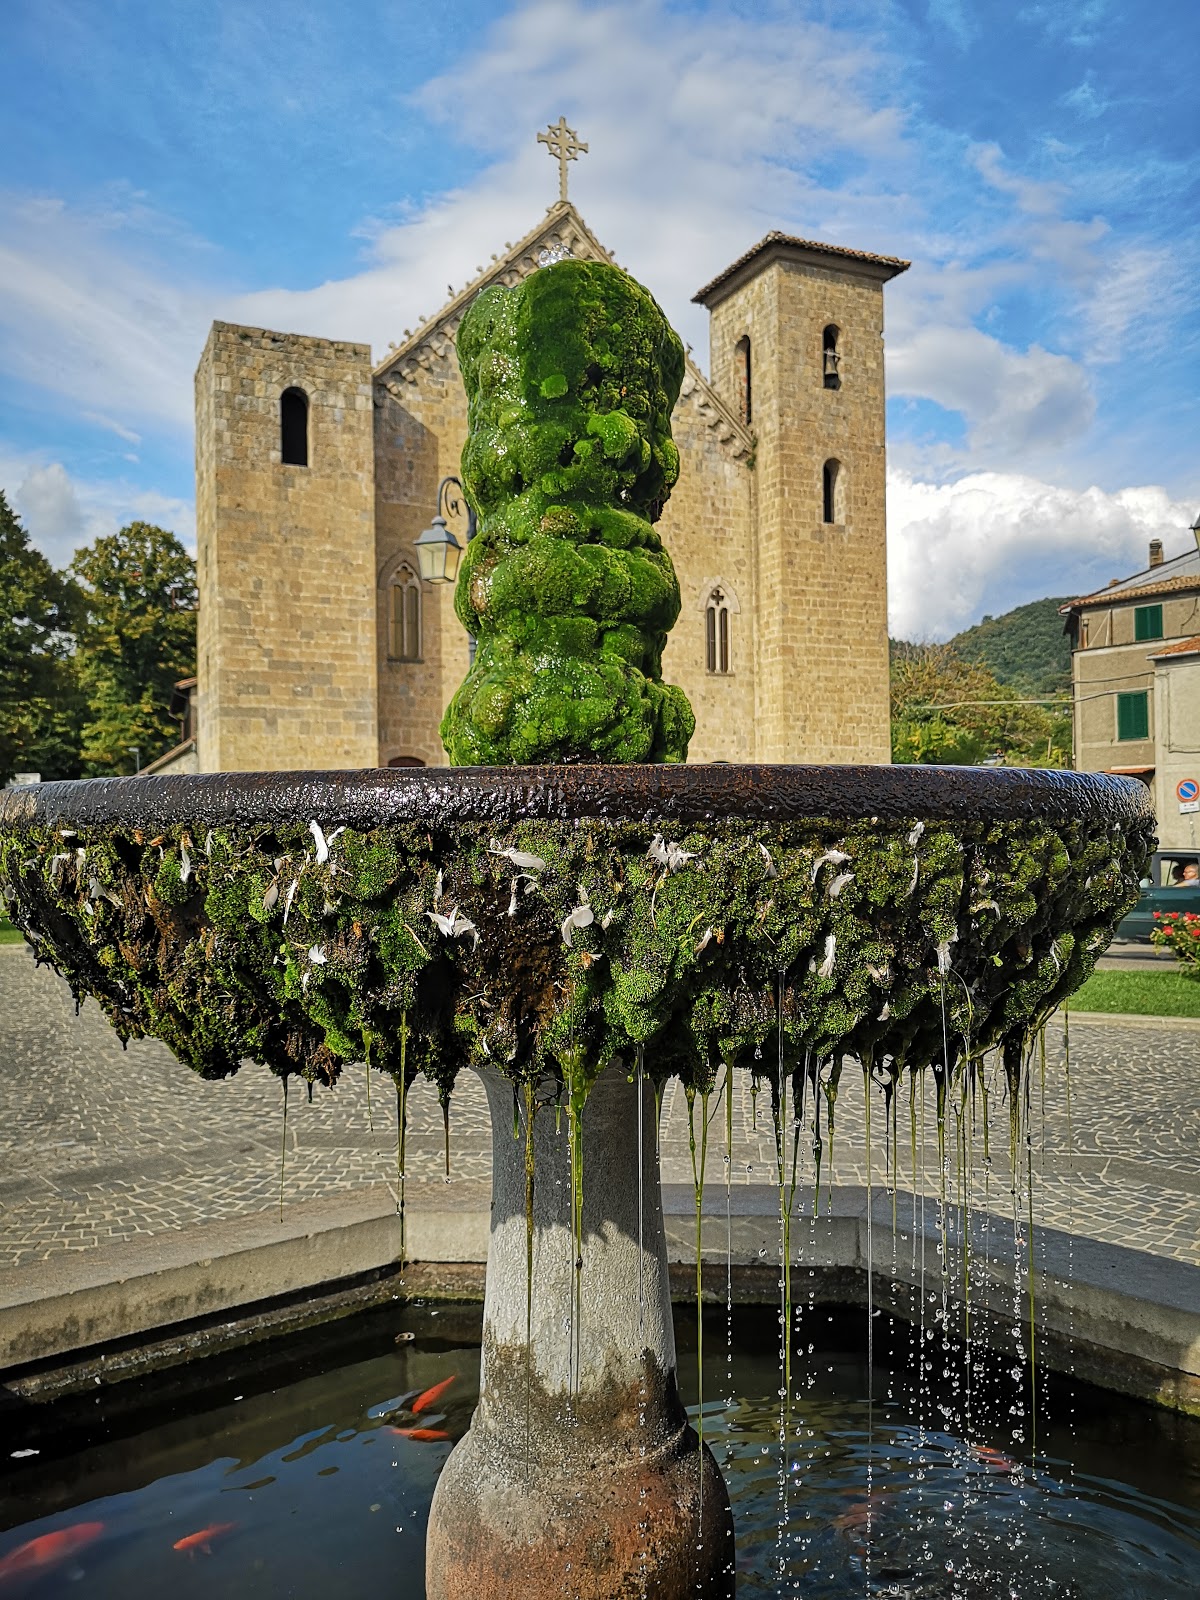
(2, 946, 1198, 1273)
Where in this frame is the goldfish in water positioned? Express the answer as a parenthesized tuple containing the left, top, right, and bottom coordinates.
(173, 1522, 237, 1557)
(969, 1444, 1018, 1472)
(389, 1426, 450, 1442)
(0, 1522, 105, 1583)
(410, 1374, 457, 1416)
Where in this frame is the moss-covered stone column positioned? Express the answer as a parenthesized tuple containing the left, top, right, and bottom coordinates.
(425, 1064, 734, 1599)
(440, 260, 695, 765)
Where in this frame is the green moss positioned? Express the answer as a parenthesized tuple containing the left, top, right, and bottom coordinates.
(0, 811, 1151, 1109)
(441, 260, 694, 765)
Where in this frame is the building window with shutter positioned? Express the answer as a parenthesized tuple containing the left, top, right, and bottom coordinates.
(1134, 603, 1164, 642)
(1116, 690, 1150, 741)
(822, 325, 841, 390)
(388, 565, 422, 662)
(705, 587, 731, 673)
(280, 387, 309, 466)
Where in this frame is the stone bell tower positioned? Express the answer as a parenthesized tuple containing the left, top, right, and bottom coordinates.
(694, 234, 909, 764)
(194, 322, 379, 772)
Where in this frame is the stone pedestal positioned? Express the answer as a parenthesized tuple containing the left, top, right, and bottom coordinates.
(425, 1063, 735, 1598)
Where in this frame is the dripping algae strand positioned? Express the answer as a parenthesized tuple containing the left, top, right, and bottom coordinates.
(279, 1074, 289, 1222)
(686, 1083, 711, 1514)
(395, 1012, 409, 1269)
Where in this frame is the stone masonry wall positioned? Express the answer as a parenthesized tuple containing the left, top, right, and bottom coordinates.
(707, 257, 892, 764)
(374, 342, 475, 767)
(195, 323, 378, 772)
(657, 380, 757, 762)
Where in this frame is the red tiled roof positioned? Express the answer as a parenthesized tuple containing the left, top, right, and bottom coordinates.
(693, 233, 910, 303)
(1150, 633, 1200, 659)
(1061, 573, 1200, 611)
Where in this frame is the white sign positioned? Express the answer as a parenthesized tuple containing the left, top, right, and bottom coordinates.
(1181, 800, 1200, 815)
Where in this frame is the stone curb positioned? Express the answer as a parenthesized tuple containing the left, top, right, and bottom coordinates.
(1063, 1008, 1200, 1030)
(4, 1180, 1197, 1418)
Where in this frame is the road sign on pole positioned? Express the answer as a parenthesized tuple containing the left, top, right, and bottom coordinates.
(1178, 778, 1199, 813)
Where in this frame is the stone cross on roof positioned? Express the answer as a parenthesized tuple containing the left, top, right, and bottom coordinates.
(538, 117, 588, 203)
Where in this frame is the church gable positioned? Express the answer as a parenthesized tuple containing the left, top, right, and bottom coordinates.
(374, 202, 614, 387)
(374, 203, 752, 468)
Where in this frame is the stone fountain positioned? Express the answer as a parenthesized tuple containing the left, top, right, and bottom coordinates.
(0, 261, 1153, 1598)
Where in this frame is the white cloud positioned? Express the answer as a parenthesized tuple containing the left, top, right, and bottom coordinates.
(0, 191, 212, 434)
(887, 469, 1196, 640)
(3, 451, 194, 570)
(888, 323, 1095, 462)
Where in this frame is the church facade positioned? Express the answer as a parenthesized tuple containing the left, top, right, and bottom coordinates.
(192, 200, 907, 772)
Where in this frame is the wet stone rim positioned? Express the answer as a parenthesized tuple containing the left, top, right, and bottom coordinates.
(0, 764, 1156, 832)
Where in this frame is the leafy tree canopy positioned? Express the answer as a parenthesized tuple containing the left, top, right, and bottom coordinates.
(0, 490, 83, 784)
(69, 522, 197, 774)
(891, 642, 1071, 768)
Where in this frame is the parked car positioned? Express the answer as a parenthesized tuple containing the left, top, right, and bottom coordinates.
(1114, 849, 1200, 941)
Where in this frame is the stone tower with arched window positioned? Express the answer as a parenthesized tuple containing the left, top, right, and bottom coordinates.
(695, 235, 907, 764)
(192, 216, 906, 772)
(193, 323, 379, 771)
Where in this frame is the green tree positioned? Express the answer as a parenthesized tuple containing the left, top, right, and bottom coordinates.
(0, 490, 83, 784)
(70, 522, 197, 774)
(891, 642, 1072, 768)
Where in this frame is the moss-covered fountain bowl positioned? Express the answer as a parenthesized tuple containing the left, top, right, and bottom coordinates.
(0, 763, 1154, 1100)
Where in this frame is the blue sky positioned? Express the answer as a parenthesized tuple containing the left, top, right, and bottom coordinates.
(1, 0, 1197, 637)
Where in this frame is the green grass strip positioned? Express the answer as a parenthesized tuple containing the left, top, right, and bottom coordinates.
(1072, 968, 1200, 1018)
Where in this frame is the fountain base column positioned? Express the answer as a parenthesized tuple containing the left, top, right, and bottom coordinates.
(425, 1063, 734, 1599)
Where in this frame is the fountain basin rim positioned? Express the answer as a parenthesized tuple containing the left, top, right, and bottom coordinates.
(0, 763, 1153, 832)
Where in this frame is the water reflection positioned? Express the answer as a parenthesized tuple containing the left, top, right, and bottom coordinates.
(0, 1303, 1196, 1598)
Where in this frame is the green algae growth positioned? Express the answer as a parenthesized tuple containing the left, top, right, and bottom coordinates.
(0, 810, 1150, 1113)
(441, 259, 695, 765)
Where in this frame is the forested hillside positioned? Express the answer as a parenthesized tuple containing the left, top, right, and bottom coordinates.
(946, 596, 1073, 698)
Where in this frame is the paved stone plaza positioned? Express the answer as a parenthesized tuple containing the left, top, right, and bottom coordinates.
(2, 943, 1198, 1279)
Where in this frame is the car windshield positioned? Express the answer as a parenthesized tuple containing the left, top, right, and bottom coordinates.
(1160, 857, 1200, 888)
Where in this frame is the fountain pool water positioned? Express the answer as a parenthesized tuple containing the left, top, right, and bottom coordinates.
(2, 1300, 1198, 1599)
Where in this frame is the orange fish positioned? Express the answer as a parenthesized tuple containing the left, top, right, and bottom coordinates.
(389, 1426, 450, 1442)
(969, 1444, 1018, 1472)
(172, 1522, 237, 1557)
(0, 1522, 105, 1583)
(410, 1374, 457, 1416)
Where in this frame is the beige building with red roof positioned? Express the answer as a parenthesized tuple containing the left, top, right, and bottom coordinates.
(1061, 533, 1200, 846)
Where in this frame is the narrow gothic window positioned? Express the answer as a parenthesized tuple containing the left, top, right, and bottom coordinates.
(280, 387, 309, 466)
(822, 325, 840, 390)
(705, 587, 731, 673)
(389, 565, 422, 661)
(735, 336, 752, 425)
(822, 459, 842, 524)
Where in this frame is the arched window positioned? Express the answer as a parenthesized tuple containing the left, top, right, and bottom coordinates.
(822, 325, 840, 390)
(388, 565, 422, 662)
(387, 755, 426, 768)
(705, 586, 731, 674)
(280, 387, 309, 466)
(822, 459, 843, 525)
(735, 335, 752, 426)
